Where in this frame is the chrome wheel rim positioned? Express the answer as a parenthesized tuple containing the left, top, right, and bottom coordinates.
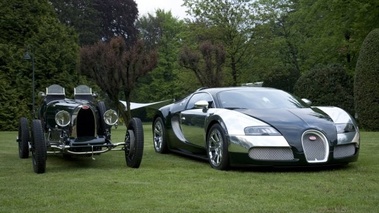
(153, 121, 163, 151)
(208, 128, 223, 167)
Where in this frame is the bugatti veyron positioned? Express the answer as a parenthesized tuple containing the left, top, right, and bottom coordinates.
(152, 87, 360, 170)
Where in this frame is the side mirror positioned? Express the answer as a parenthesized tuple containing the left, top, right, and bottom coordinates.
(302, 98, 312, 106)
(195, 100, 209, 112)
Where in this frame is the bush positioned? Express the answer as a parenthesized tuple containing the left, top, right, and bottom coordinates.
(263, 67, 300, 93)
(354, 29, 379, 131)
(294, 64, 354, 115)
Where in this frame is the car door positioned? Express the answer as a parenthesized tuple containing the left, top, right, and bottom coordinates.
(180, 92, 214, 148)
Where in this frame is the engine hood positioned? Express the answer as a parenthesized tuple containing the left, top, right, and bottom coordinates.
(236, 107, 338, 147)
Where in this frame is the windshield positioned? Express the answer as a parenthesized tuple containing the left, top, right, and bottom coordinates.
(218, 89, 308, 109)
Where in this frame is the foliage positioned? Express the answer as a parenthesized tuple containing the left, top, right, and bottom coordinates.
(287, 0, 379, 72)
(253, 0, 302, 76)
(50, 0, 138, 46)
(294, 64, 354, 115)
(49, 0, 101, 45)
(179, 41, 226, 87)
(134, 10, 195, 105)
(262, 66, 300, 93)
(0, 0, 80, 130)
(354, 29, 379, 131)
(80, 37, 158, 124)
(183, 0, 256, 86)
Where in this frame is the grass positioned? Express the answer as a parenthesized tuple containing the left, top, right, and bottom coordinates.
(0, 124, 378, 213)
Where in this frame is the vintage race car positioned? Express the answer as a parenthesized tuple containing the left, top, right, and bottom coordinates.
(17, 84, 144, 173)
(152, 87, 360, 170)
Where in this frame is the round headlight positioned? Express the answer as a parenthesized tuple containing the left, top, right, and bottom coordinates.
(55, 110, 71, 127)
(104, 109, 118, 126)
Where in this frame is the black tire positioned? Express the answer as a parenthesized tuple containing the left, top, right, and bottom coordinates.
(18, 117, 30, 158)
(206, 123, 230, 170)
(124, 117, 144, 168)
(153, 117, 168, 153)
(31, 119, 47, 174)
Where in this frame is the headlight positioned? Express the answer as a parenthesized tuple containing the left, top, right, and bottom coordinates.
(55, 110, 71, 127)
(104, 109, 118, 126)
(335, 123, 356, 133)
(244, 126, 281, 136)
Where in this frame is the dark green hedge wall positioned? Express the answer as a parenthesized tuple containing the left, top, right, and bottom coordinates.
(294, 64, 354, 116)
(354, 28, 379, 131)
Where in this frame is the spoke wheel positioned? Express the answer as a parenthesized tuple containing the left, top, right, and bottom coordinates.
(18, 117, 30, 158)
(153, 117, 168, 153)
(207, 123, 229, 170)
(124, 117, 144, 168)
(31, 119, 47, 174)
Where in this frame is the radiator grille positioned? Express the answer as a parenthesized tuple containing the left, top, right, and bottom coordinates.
(76, 107, 95, 137)
(301, 130, 329, 163)
(249, 147, 294, 161)
(334, 144, 355, 159)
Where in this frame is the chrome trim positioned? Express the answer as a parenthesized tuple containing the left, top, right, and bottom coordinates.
(301, 130, 329, 163)
(228, 135, 290, 153)
(71, 105, 97, 138)
(47, 142, 125, 155)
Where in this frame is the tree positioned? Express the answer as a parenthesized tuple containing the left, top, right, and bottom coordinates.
(80, 37, 158, 125)
(134, 10, 193, 103)
(0, 0, 80, 130)
(49, 0, 101, 45)
(179, 41, 226, 87)
(183, 0, 256, 86)
(94, 0, 138, 45)
(50, 0, 138, 46)
(253, 0, 303, 75)
(354, 29, 379, 131)
(287, 0, 379, 72)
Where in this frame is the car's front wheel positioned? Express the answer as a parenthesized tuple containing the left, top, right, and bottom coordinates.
(153, 117, 168, 153)
(31, 119, 47, 174)
(124, 117, 144, 168)
(18, 117, 30, 159)
(206, 123, 230, 170)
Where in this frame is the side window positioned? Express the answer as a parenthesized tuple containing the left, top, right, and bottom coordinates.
(186, 93, 213, 110)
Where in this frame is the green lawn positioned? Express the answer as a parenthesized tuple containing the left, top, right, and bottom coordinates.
(0, 125, 378, 213)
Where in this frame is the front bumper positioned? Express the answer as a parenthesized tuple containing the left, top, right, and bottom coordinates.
(47, 136, 125, 155)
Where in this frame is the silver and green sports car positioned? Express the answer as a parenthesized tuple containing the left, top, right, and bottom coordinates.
(152, 87, 360, 170)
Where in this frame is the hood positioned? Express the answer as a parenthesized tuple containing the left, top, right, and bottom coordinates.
(236, 107, 338, 147)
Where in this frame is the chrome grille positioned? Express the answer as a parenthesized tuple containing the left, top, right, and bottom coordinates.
(249, 147, 294, 161)
(334, 144, 355, 159)
(301, 130, 329, 163)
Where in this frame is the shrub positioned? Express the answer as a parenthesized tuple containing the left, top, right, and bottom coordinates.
(294, 64, 354, 115)
(263, 67, 300, 93)
(354, 29, 379, 131)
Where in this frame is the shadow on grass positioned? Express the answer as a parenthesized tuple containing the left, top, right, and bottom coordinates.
(161, 151, 355, 173)
(45, 153, 125, 173)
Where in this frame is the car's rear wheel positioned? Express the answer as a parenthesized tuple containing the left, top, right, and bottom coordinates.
(153, 117, 168, 153)
(31, 119, 47, 174)
(124, 117, 144, 168)
(206, 123, 229, 170)
(18, 117, 30, 158)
